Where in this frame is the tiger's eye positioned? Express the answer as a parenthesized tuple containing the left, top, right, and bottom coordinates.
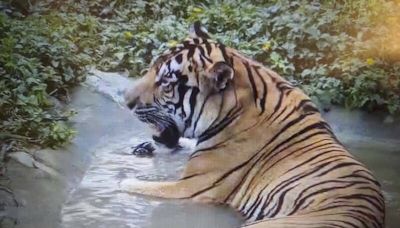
(164, 84, 173, 92)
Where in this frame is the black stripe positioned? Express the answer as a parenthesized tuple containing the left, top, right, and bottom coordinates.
(259, 132, 335, 176)
(197, 108, 241, 144)
(265, 82, 292, 122)
(204, 41, 212, 55)
(338, 194, 384, 212)
(348, 209, 381, 228)
(198, 45, 213, 63)
(270, 106, 288, 123)
(254, 157, 342, 213)
(175, 84, 189, 116)
(289, 181, 370, 216)
(309, 154, 352, 166)
(175, 53, 183, 64)
(219, 43, 230, 66)
(287, 148, 343, 173)
(180, 173, 203, 180)
(316, 162, 362, 177)
(244, 62, 258, 105)
(193, 21, 210, 39)
(189, 142, 226, 159)
(243, 161, 324, 214)
(199, 54, 206, 68)
(326, 219, 359, 228)
(243, 141, 336, 216)
(267, 184, 299, 217)
(187, 45, 196, 59)
(191, 94, 210, 137)
(254, 66, 267, 114)
(239, 121, 330, 205)
(188, 154, 251, 198)
(339, 173, 381, 187)
(184, 87, 199, 132)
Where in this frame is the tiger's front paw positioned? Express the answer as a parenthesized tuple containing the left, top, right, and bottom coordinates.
(119, 178, 149, 195)
(131, 142, 155, 157)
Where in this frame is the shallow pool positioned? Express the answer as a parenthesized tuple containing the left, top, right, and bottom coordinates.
(61, 135, 243, 228)
(61, 135, 400, 228)
(347, 141, 400, 228)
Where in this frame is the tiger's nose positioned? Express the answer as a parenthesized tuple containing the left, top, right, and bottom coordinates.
(125, 96, 145, 110)
(124, 77, 151, 110)
(126, 100, 136, 110)
(124, 88, 139, 110)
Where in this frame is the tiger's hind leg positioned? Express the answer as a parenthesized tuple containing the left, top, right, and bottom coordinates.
(242, 217, 337, 228)
(242, 212, 383, 228)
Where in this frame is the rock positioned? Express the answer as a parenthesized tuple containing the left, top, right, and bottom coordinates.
(84, 69, 134, 105)
(33, 161, 61, 179)
(8, 152, 35, 168)
(7, 151, 61, 178)
(48, 96, 64, 109)
(0, 186, 18, 208)
(384, 115, 395, 124)
(0, 186, 18, 228)
(33, 149, 60, 171)
(0, 216, 17, 228)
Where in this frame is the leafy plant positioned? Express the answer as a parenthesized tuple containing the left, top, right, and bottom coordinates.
(68, 0, 399, 114)
(0, 9, 99, 148)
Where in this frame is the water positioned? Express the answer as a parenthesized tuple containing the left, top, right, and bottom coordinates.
(61, 137, 400, 228)
(324, 106, 400, 228)
(347, 141, 400, 228)
(61, 136, 243, 228)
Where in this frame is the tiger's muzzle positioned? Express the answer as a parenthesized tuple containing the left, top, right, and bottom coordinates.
(134, 105, 180, 148)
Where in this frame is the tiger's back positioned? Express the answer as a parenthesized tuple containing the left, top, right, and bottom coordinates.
(184, 50, 384, 227)
(122, 22, 384, 227)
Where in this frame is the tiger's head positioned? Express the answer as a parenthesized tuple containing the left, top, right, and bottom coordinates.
(125, 22, 255, 148)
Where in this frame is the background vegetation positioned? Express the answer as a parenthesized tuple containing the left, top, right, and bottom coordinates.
(1, 0, 399, 151)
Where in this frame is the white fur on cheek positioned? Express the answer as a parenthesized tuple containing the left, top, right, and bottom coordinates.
(179, 138, 197, 151)
(152, 137, 195, 154)
(153, 142, 176, 154)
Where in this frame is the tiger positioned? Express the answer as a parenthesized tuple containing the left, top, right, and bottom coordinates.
(121, 22, 385, 228)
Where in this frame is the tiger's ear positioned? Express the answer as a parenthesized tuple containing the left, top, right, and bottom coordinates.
(189, 21, 210, 39)
(208, 61, 234, 91)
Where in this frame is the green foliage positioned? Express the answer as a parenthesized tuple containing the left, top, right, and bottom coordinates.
(0, 10, 99, 148)
(60, 0, 397, 114)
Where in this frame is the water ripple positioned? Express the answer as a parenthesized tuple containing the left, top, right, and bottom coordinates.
(61, 136, 242, 228)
